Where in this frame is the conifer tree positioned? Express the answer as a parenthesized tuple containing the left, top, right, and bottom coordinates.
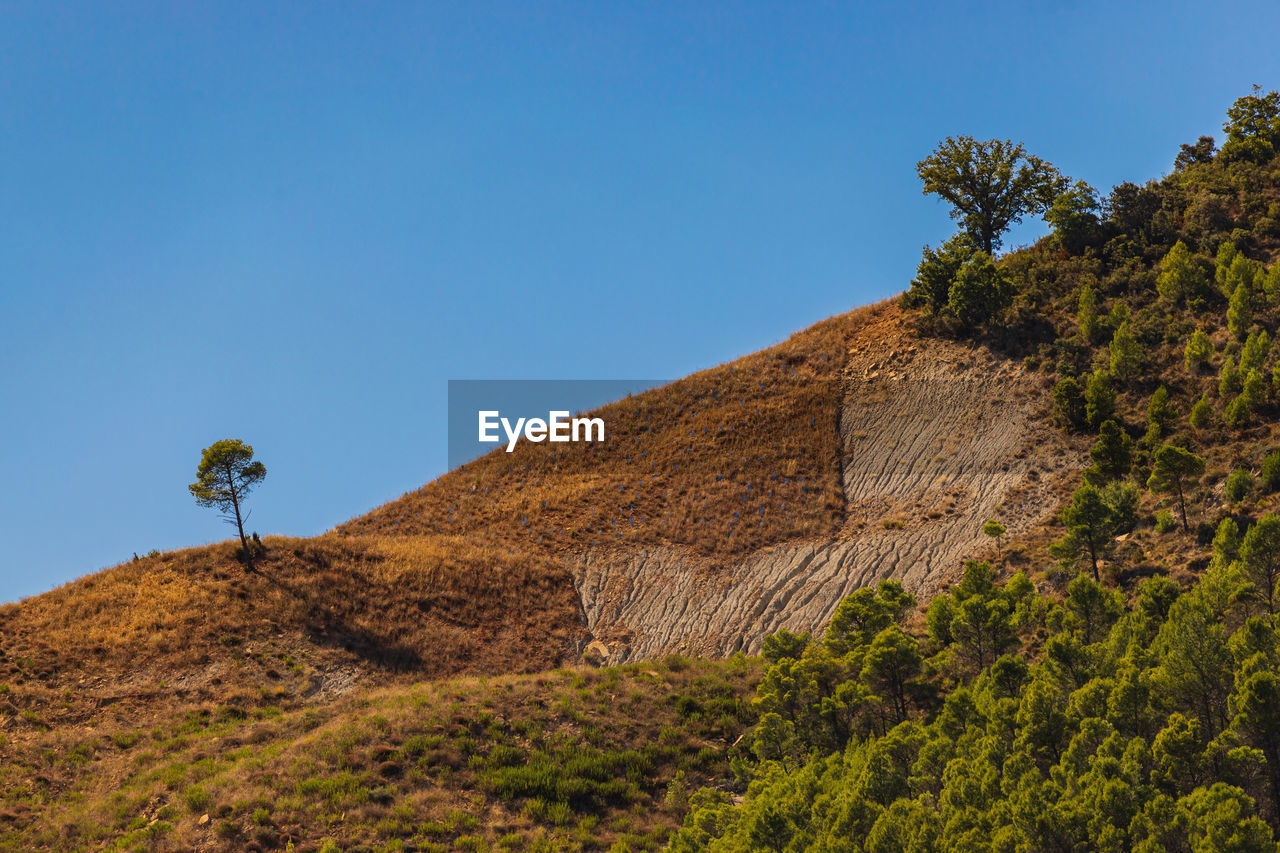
(1147, 387, 1179, 438)
(188, 439, 267, 570)
(1190, 395, 1214, 430)
(1184, 328, 1213, 373)
(1109, 320, 1144, 382)
(1160, 240, 1213, 308)
(1242, 329, 1273, 373)
(1076, 285, 1101, 343)
(1221, 355, 1243, 398)
(1086, 420, 1132, 485)
(1054, 482, 1137, 581)
(1085, 370, 1116, 428)
(1241, 515, 1280, 614)
(1158, 241, 1206, 306)
(1229, 265, 1255, 340)
(1225, 469, 1254, 506)
(1216, 241, 1240, 295)
(982, 519, 1006, 553)
(909, 233, 973, 314)
(1148, 445, 1206, 532)
(1053, 377, 1087, 430)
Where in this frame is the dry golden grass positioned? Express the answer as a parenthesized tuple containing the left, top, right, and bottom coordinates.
(0, 533, 584, 737)
(338, 307, 880, 565)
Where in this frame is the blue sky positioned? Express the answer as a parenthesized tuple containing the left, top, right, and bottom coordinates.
(2, 1, 1279, 602)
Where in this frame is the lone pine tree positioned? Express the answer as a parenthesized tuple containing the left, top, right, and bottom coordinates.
(189, 439, 267, 570)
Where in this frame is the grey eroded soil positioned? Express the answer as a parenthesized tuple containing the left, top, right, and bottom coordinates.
(572, 312, 1082, 662)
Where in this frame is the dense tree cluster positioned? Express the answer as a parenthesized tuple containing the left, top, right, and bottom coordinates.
(674, 567, 1280, 852)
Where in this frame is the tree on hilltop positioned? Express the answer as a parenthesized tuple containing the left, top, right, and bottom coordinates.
(189, 439, 267, 570)
(1222, 85, 1280, 164)
(916, 136, 1067, 254)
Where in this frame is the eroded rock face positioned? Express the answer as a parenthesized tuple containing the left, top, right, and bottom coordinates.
(572, 327, 1082, 664)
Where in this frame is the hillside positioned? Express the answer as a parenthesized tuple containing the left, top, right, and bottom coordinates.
(0, 298, 1079, 850)
(339, 302, 1078, 662)
(0, 298, 1073, 730)
(8, 87, 1280, 853)
(1, 653, 760, 852)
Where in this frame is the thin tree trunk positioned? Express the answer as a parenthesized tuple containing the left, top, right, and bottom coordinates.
(225, 462, 254, 571)
(1177, 480, 1189, 532)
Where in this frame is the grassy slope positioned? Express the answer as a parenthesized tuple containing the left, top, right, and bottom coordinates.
(0, 535, 585, 739)
(0, 655, 760, 853)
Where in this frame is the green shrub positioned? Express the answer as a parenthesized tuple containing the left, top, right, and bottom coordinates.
(1261, 451, 1280, 493)
(109, 732, 141, 749)
(1225, 469, 1253, 505)
(1053, 377, 1086, 430)
(182, 785, 211, 813)
(526, 797, 575, 826)
(1190, 395, 1213, 430)
(1184, 328, 1213, 372)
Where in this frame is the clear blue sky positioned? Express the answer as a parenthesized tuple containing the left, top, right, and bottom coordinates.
(2, 1, 1278, 602)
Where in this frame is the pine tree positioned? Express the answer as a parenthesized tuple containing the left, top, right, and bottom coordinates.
(1241, 515, 1280, 614)
(188, 439, 268, 570)
(1054, 482, 1137, 581)
(1232, 670, 1280, 823)
(946, 251, 1013, 328)
(982, 519, 1006, 553)
(1077, 285, 1101, 343)
(1109, 320, 1144, 382)
(860, 626, 922, 724)
(1190, 395, 1214, 430)
(1147, 386, 1179, 438)
(1147, 444, 1206, 532)
(1265, 262, 1280, 307)
(1085, 370, 1116, 428)
(1184, 328, 1213, 373)
(1241, 329, 1273, 373)
(1216, 241, 1240, 295)
(1228, 266, 1255, 340)
(1212, 517, 1242, 570)
(1053, 377, 1087, 430)
(909, 233, 973, 315)
(1158, 240, 1209, 307)
(1226, 369, 1266, 427)
(1262, 451, 1280, 493)
(1086, 420, 1133, 484)
(1225, 469, 1254, 506)
(1220, 355, 1243, 398)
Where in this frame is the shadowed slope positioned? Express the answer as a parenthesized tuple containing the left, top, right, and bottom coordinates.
(0, 535, 583, 736)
